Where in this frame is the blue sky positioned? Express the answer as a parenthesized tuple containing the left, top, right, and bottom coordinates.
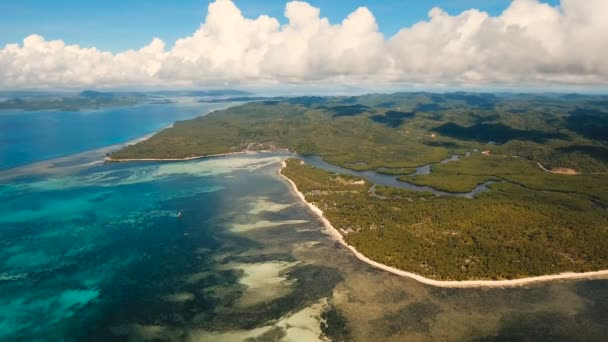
(0, 0, 560, 52)
(5, 0, 598, 90)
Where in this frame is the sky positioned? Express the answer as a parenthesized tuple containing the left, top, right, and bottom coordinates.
(0, 0, 606, 90)
(0, 0, 560, 53)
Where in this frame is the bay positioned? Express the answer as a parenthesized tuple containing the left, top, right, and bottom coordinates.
(0, 99, 236, 170)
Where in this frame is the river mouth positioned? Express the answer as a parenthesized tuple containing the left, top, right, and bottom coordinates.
(299, 154, 494, 198)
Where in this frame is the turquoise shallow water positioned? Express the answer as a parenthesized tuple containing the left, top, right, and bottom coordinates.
(2, 152, 608, 341)
(0, 153, 289, 340)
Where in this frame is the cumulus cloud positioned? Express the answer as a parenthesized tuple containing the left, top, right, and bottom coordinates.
(0, 0, 607, 89)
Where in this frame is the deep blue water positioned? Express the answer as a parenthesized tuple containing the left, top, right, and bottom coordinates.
(0, 100, 233, 170)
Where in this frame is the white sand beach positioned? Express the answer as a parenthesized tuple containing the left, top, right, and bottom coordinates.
(279, 161, 608, 288)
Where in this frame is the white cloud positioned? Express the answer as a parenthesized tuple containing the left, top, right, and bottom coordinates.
(0, 0, 607, 89)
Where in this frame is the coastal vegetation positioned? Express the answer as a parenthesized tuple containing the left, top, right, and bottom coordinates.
(113, 92, 608, 171)
(112, 92, 608, 280)
(400, 154, 608, 205)
(113, 92, 608, 203)
(112, 99, 450, 167)
(282, 159, 608, 281)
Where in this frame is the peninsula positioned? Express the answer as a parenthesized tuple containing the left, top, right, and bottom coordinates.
(111, 92, 608, 282)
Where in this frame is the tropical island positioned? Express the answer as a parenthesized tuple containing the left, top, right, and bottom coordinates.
(110, 92, 608, 282)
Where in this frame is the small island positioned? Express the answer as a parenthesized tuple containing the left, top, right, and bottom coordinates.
(111, 92, 608, 283)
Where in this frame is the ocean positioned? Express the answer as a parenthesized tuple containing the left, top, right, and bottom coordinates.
(0, 101, 607, 341)
(0, 99, 234, 170)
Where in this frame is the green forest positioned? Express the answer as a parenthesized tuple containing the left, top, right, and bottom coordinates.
(398, 153, 608, 205)
(282, 159, 608, 281)
(113, 92, 608, 173)
(112, 92, 608, 280)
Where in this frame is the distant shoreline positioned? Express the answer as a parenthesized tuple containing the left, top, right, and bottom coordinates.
(278, 161, 608, 288)
(106, 146, 293, 164)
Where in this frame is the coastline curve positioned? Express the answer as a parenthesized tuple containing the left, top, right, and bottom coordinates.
(278, 161, 608, 288)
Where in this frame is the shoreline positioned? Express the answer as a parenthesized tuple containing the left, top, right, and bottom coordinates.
(278, 161, 608, 288)
(105, 151, 247, 163)
(101, 101, 250, 164)
(0, 131, 178, 181)
(1, 101, 241, 175)
(106, 147, 293, 164)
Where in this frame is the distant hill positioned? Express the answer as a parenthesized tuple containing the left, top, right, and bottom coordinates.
(148, 89, 252, 97)
(79, 90, 149, 99)
(0, 90, 147, 111)
(0, 89, 253, 111)
(113, 91, 608, 174)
